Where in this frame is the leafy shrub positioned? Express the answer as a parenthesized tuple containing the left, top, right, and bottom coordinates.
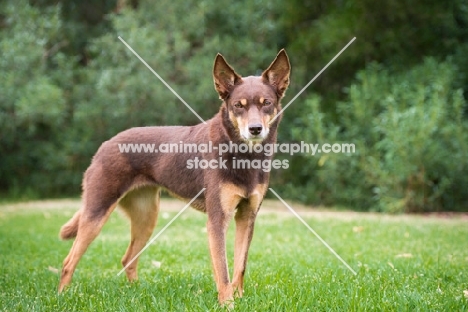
(284, 59, 468, 212)
(0, 1, 69, 196)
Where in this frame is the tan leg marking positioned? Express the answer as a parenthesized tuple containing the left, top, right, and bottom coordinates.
(119, 186, 160, 281)
(219, 183, 245, 215)
(232, 183, 267, 297)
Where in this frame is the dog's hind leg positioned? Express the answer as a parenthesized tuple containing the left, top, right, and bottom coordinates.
(58, 195, 119, 292)
(58, 165, 123, 292)
(119, 186, 160, 281)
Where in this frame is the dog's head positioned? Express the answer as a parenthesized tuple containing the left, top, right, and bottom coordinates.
(213, 50, 290, 143)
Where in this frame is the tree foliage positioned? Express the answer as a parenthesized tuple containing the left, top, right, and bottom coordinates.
(0, 0, 467, 212)
(283, 59, 468, 212)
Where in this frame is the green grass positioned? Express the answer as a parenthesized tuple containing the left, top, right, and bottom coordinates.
(1, 200, 468, 311)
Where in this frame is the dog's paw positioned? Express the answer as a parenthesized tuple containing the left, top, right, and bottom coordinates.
(219, 297, 235, 310)
(218, 284, 234, 309)
(221, 299, 235, 310)
(232, 283, 243, 299)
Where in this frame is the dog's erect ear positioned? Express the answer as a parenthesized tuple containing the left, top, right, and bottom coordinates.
(213, 54, 243, 100)
(262, 49, 291, 98)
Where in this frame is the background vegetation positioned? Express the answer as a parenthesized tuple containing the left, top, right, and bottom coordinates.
(1, 0, 467, 212)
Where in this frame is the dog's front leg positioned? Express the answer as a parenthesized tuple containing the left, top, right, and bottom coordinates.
(207, 210, 234, 305)
(206, 183, 243, 306)
(232, 184, 265, 297)
(231, 203, 258, 298)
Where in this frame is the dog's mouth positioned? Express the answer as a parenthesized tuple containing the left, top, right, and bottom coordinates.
(242, 135, 264, 143)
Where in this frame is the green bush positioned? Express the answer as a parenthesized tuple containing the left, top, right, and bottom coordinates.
(284, 59, 468, 212)
(0, 1, 69, 196)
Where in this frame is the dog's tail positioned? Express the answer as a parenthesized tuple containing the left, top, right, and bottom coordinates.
(60, 210, 81, 240)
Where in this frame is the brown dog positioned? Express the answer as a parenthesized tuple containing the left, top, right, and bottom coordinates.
(58, 49, 290, 305)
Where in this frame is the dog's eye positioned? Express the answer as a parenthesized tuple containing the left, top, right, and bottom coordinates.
(263, 100, 272, 106)
(234, 102, 243, 108)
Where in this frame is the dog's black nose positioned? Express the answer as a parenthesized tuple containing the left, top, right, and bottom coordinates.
(249, 124, 263, 136)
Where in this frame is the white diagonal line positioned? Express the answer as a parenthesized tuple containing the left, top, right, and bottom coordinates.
(117, 188, 206, 276)
(270, 37, 356, 124)
(269, 188, 357, 275)
(118, 36, 207, 124)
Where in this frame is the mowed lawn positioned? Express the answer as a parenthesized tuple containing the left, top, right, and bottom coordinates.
(1, 199, 467, 311)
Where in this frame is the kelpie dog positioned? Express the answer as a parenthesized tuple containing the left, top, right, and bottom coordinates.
(58, 49, 290, 305)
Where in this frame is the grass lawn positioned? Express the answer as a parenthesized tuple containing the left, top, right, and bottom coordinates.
(1, 199, 467, 311)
